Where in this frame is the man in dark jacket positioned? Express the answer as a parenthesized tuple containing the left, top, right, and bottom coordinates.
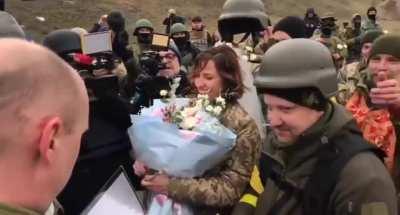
(163, 8, 185, 34)
(233, 38, 397, 215)
(304, 8, 320, 38)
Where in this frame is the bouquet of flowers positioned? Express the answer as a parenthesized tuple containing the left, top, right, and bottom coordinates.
(128, 78, 237, 215)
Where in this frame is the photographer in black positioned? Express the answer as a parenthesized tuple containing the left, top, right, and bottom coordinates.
(42, 29, 139, 215)
(132, 42, 190, 113)
(107, 11, 133, 64)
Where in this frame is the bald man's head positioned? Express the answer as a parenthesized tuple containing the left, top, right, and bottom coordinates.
(0, 39, 88, 154)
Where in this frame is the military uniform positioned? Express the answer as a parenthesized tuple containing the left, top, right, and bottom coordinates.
(190, 29, 212, 52)
(239, 38, 397, 215)
(345, 28, 362, 62)
(336, 61, 367, 105)
(167, 103, 262, 215)
(249, 103, 397, 215)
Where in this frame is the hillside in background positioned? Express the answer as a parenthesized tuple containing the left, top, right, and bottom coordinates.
(6, 0, 400, 41)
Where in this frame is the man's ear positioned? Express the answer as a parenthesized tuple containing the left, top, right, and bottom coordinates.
(38, 117, 62, 162)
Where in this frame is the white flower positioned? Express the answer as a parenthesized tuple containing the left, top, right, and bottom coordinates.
(205, 105, 213, 112)
(216, 96, 226, 106)
(180, 116, 198, 130)
(344, 44, 348, 49)
(337, 44, 343, 50)
(213, 106, 223, 115)
(160, 90, 168, 97)
(195, 99, 203, 108)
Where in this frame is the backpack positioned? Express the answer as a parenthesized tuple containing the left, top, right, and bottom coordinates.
(259, 126, 385, 215)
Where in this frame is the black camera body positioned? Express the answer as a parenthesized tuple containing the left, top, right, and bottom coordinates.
(80, 52, 120, 98)
(138, 50, 166, 77)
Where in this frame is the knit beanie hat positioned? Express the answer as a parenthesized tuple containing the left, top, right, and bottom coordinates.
(273, 16, 307, 39)
(261, 87, 328, 111)
(0, 11, 25, 39)
(369, 34, 400, 61)
(168, 40, 182, 64)
(361, 30, 384, 45)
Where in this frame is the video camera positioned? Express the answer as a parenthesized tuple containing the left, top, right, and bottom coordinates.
(78, 31, 120, 96)
(138, 33, 170, 77)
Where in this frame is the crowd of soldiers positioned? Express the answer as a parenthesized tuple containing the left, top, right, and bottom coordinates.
(1, 0, 400, 215)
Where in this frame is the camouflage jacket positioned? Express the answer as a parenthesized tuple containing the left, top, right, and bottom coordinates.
(316, 36, 348, 58)
(336, 60, 371, 105)
(167, 103, 262, 214)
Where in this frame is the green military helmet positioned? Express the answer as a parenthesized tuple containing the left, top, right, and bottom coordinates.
(254, 39, 337, 98)
(218, 0, 269, 36)
(170, 23, 188, 35)
(133, 18, 154, 35)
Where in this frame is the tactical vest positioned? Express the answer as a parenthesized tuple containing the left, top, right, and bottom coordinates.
(190, 30, 209, 52)
(259, 127, 385, 215)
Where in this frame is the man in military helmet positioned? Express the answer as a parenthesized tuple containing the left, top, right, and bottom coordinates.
(170, 22, 199, 70)
(233, 38, 397, 215)
(132, 18, 154, 55)
(362, 6, 382, 33)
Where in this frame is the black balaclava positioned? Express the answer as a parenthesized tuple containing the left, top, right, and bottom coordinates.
(172, 34, 189, 50)
(137, 32, 153, 45)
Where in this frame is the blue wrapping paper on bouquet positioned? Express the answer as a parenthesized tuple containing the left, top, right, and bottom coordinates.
(127, 98, 237, 215)
(128, 101, 237, 178)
